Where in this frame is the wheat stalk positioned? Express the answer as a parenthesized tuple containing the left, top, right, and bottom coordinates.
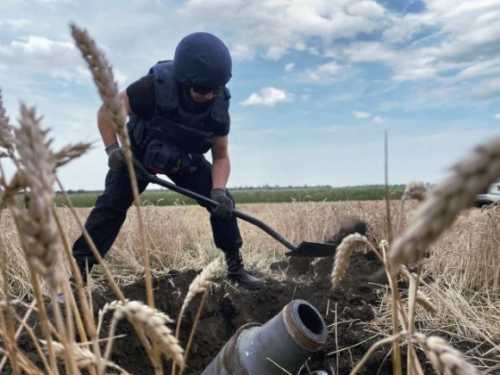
(413, 333, 479, 375)
(390, 136, 500, 272)
(330, 233, 370, 289)
(106, 300, 184, 369)
(13, 104, 62, 289)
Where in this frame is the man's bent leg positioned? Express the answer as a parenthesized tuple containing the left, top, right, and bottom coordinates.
(72, 167, 148, 281)
(169, 159, 263, 289)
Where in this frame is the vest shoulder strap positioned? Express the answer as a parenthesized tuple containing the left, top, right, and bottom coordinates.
(148, 60, 178, 113)
(210, 87, 231, 126)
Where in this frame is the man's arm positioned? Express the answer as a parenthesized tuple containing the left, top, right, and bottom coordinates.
(97, 91, 132, 147)
(211, 135, 230, 189)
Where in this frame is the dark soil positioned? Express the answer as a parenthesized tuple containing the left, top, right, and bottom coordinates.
(96, 251, 392, 375)
(5, 252, 408, 375)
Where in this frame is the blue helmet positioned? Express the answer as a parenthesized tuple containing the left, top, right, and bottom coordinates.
(173, 32, 232, 89)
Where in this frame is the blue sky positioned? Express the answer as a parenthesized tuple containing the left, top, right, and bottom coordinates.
(1, 0, 500, 190)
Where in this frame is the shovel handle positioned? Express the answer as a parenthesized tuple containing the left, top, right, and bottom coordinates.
(230, 209, 297, 252)
(133, 159, 298, 252)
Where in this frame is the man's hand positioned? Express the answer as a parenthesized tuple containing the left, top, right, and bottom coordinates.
(105, 143, 125, 170)
(210, 188, 234, 219)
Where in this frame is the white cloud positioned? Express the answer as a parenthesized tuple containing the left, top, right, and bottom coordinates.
(0, 35, 88, 83)
(353, 111, 371, 119)
(284, 63, 295, 72)
(471, 79, 500, 100)
(179, 0, 388, 61)
(495, 113, 500, 120)
(353, 111, 384, 123)
(382, 14, 428, 44)
(177, 0, 500, 89)
(8, 35, 73, 55)
(303, 61, 343, 83)
(344, 42, 397, 63)
(340, 1, 500, 86)
(346, 1, 385, 18)
(241, 87, 290, 107)
(231, 43, 254, 59)
(455, 58, 500, 81)
(0, 18, 30, 31)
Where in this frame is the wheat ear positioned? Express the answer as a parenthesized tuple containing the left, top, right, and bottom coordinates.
(107, 300, 184, 369)
(53, 143, 93, 168)
(69, 25, 126, 137)
(415, 291, 436, 315)
(13, 104, 62, 289)
(70, 23, 154, 312)
(172, 258, 222, 375)
(403, 181, 428, 202)
(398, 181, 428, 233)
(177, 258, 222, 334)
(42, 340, 129, 373)
(390, 136, 500, 271)
(413, 333, 479, 375)
(331, 233, 370, 289)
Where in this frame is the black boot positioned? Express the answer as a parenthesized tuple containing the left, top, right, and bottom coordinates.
(225, 250, 263, 290)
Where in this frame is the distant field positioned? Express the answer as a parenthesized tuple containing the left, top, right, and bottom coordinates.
(53, 185, 406, 207)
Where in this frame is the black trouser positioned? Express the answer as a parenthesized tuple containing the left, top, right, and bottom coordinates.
(72, 157, 242, 268)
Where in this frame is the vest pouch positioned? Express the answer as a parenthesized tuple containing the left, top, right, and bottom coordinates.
(143, 139, 187, 174)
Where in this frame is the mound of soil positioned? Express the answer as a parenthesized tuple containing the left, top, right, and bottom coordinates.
(6, 252, 399, 374)
(93, 251, 391, 375)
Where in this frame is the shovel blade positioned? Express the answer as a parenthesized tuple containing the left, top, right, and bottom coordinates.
(286, 241, 336, 258)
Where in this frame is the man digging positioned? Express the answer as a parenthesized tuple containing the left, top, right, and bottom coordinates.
(72, 32, 263, 290)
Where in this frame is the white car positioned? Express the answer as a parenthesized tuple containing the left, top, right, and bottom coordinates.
(475, 181, 500, 207)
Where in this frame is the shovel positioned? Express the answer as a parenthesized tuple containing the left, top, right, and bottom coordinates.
(132, 159, 336, 257)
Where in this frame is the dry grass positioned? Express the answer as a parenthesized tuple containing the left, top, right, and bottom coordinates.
(0, 200, 392, 297)
(372, 206, 500, 349)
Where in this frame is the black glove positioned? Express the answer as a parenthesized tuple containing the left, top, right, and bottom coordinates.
(210, 188, 234, 219)
(105, 143, 125, 170)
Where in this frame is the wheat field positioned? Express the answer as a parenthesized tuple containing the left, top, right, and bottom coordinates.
(1, 23, 499, 375)
(3, 200, 500, 369)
